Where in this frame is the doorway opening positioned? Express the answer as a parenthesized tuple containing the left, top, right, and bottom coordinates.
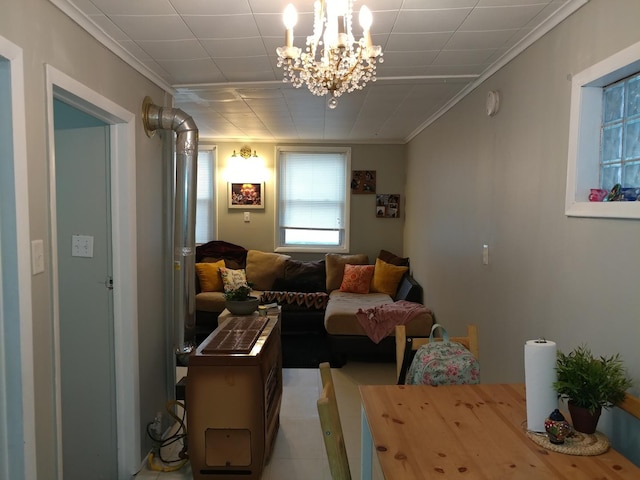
(46, 65, 140, 478)
(0, 37, 36, 480)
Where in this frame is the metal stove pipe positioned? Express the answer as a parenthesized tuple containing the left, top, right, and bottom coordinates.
(142, 97, 198, 359)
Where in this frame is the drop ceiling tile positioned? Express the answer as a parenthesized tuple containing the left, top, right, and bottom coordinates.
(255, 11, 315, 38)
(460, 5, 547, 31)
(385, 32, 453, 52)
(136, 39, 209, 60)
(182, 14, 259, 39)
(214, 55, 273, 73)
(381, 51, 439, 68)
(119, 40, 154, 61)
(402, 0, 477, 7)
(375, 65, 431, 77)
(422, 64, 485, 76)
(200, 37, 268, 58)
(108, 15, 194, 41)
(90, 0, 175, 15)
(433, 49, 496, 66)
(156, 58, 225, 83)
(88, 14, 131, 42)
(477, 0, 550, 6)
(445, 29, 517, 50)
(357, 0, 402, 11)
(366, 10, 402, 35)
(169, 0, 252, 15)
(394, 8, 472, 34)
(248, 0, 315, 15)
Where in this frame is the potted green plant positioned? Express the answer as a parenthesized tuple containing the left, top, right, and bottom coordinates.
(553, 345, 632, 434)
(223, 284, 259, 315)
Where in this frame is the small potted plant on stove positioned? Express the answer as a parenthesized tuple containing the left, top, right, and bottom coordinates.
(224, 283, 259, 315)
(553, 345, 632, 434)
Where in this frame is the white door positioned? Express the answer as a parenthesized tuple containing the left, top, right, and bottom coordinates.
(53, 99, 117, 479)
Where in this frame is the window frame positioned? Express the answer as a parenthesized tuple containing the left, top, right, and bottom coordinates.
(565, 40, 640, 219)
(275, 145, 351, 253)
(195, 146, 216, 244)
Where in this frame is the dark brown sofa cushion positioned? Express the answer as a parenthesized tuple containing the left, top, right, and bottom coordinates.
(272, 259, 326, 293)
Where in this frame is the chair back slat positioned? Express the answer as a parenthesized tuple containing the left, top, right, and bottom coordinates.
(395, 324, 479, 384)
(619, 393, 640, 420)
(318, 362, 351, 480)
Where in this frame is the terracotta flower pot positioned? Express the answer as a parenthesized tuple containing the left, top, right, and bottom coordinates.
(568, 402, 601, 434)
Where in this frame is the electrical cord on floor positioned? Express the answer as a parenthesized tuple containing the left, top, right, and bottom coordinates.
(146, 400, 189, 472)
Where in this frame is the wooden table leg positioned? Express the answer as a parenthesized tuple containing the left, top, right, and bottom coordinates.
(361, 405, 373, 480)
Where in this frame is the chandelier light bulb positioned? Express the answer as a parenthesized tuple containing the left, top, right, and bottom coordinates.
(359, 5, 372, 31)
(283, 4, 298, 29)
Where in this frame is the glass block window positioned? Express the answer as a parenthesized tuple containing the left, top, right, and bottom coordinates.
(601, 73, 640, 190)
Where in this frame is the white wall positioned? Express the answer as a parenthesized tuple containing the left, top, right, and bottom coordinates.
(404, 0, 640, 462)
(0, 0, 171, 476)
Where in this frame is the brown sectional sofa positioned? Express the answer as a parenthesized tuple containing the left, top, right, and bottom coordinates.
(193, 241, 434, 366)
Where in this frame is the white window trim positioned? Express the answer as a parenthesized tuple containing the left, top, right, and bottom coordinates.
(274, 145, 351, 254)
(565, 40, 640, 219)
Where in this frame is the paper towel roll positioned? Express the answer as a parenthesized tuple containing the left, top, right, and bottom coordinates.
(524, 339, 558, 432)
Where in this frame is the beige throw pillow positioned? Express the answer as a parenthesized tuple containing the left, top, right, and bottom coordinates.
(245, 250, 291, 291)
(325, 253, 369, 292)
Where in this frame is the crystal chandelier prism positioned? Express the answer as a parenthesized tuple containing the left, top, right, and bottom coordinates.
(276, 0, 383, 109)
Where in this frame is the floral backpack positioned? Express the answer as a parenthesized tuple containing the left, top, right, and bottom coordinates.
(405, 323, 480, 386)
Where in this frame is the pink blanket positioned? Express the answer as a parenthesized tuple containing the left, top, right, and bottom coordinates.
(355, 300, 433, 344)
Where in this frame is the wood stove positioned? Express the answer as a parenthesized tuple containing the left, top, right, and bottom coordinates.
(186, 313, 282, 480)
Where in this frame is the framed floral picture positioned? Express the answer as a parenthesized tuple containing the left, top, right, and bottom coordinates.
(228, 182, 264, 209)
(375, 194, 400, 218)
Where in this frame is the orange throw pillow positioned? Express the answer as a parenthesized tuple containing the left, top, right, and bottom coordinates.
(339, 264, 375, 294)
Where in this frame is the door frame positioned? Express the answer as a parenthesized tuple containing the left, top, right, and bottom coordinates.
(45, 65, 140, 479)
(0, 34, 36, 480)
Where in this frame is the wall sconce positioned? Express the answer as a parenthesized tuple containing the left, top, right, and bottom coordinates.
(231, 145, 258, 159)
(225, 145, 266, 183)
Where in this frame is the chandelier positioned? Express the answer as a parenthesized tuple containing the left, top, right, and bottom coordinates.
(276, 0, 383, 109)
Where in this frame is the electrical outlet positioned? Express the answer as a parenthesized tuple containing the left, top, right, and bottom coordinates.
(244, 211, 250, 222)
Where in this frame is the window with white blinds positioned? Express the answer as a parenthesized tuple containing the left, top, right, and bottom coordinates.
(276, 146, 351, 252)
(195, 148, 215, 244)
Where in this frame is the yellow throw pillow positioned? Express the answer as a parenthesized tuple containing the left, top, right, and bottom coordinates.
(195, 260, 225, 292)
(370, 258, 409, 296)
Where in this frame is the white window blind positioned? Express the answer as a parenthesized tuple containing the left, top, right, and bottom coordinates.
(277, 147, 350, 251)
(195, 149, 215, 244)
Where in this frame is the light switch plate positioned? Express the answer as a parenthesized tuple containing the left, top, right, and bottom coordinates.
(72, 234, 94, 258)
(31, 239, 45, 275)
(482, 244, 489, 265)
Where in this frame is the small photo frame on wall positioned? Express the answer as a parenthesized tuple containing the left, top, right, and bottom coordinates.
(376, 194, 400, 218)
(351, 170, 376, 194)
(228, 182, 264, 209)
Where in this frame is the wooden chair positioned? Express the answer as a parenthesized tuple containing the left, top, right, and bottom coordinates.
(618, 392, 640, 420)
(395, 324, 479, 384)
(317, 362, 351, 480)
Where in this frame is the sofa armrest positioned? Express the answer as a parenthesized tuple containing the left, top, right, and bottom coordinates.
(394, 274, 422, 303)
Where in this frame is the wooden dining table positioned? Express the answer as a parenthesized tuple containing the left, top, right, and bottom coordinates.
(359, 383, 640, 479)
